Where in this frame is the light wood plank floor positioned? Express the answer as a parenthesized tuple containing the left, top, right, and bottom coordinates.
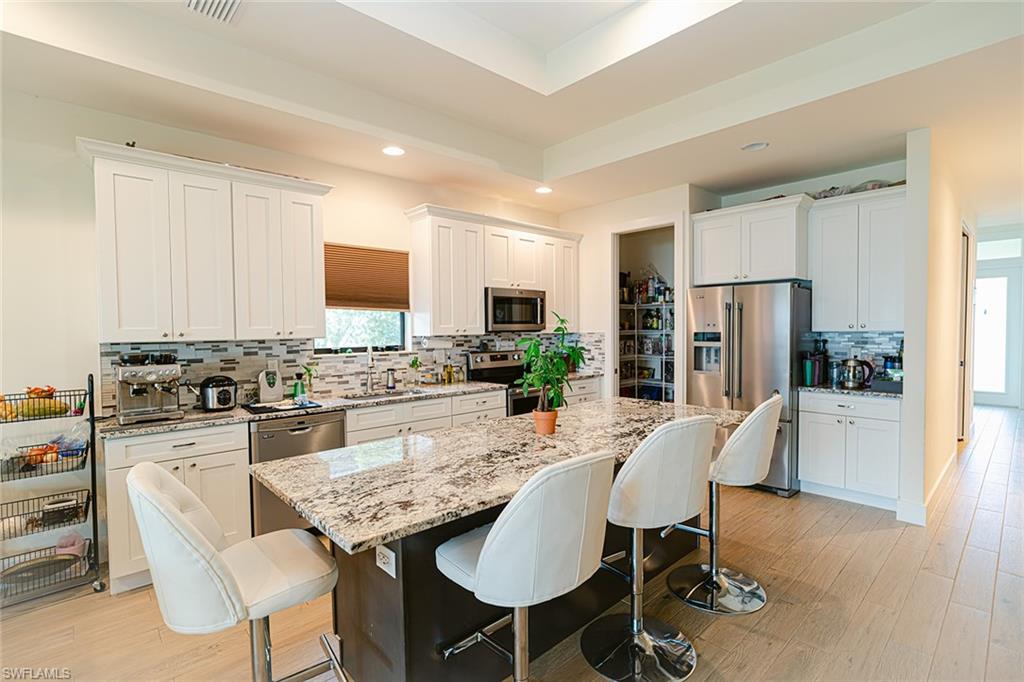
(2, 406, 1021, 681)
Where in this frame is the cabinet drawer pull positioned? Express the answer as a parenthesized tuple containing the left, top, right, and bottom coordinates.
(172, 442, 197, 448)
(835, 404, 854, 409)
(849, 419, 855, 425)
(190, 462, 197, 468)
(836, 418, 843, 424)
(171, 465, 181, 471)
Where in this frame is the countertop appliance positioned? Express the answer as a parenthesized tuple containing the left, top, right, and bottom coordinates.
(485, 287, 546, 332)
(114, 353, 184, 426)
(257, 368, 283, 403)
(686, 281, 811, 496)
(198, 375, 237, 412)
(465, 351, 529, 415)
(841, 358, 875, 389)
(250, 412, 344, 535)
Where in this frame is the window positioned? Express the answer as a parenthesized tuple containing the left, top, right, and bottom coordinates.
(978, 238, 1023, 261)
(315, 309, 406, 353)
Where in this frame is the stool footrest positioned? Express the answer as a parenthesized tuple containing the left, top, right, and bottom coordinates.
(440, 613, 513, 662)
(660, 522, 710, 539)
(318, 633, 353, 682)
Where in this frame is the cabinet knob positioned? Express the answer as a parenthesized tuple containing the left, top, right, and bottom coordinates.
(733, 275, 739, 280)
(190, 462, 197, 468)
(836, 418, 843, 424)
(162, 332, 169, 338)
(172, 465, 180, 471)
(848, 324, 854, 329)
(743, 274, 749, 279)
(289, 330, 294, 335)
(178, 332, 184, 337)
(860, 323, 866, 329)
(849, 419, 855, 425)
(276, 331, 281, 335)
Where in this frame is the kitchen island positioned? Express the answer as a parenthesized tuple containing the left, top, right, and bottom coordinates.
(251, 397, 746, 681)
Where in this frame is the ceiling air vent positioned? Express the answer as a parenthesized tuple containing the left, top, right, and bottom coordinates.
(184, 0, 241, 24)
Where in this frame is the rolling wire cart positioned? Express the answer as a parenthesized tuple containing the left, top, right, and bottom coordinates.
(0, 375, 105, 606)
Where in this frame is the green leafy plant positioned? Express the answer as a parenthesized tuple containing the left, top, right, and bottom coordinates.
(515, 312, 587, 412)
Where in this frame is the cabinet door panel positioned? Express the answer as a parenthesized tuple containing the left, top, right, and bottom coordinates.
(858, 197, 905, 331)
(281, 191, 326, 339)
(540, 239, 558, 329)
(692, 215, 740, 285)
(107, 459, 183, 580)
(461, 223, 485, 334)
(809, 204, 860, 331)
(741, 208, 798, 281)
(169, 172, 235, 340)
(432, 220, 462, 335)
(232, 183, 283, 340)
(845, 418, 899, 498)
(484, 226, 515, 288)
(798, 411, 846, 488)
(95, 159, 173, 342)
(184, 449, 252, 546)
(512, 232, 541, 288)
(557, 240, 578, 329)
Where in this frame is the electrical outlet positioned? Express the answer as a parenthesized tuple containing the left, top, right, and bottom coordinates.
(375, 545, 397, 579)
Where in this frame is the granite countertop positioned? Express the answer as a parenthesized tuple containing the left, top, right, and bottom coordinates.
(799, 385, 903, 400)
(98, 381, 508, 438)
(251, 397, 745, 554)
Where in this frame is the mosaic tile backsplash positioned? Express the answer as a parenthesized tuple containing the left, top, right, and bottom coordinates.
(99, 332, 605, 411)
(801, 331, 904, 366)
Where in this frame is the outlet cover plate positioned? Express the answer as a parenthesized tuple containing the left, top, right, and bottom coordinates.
(375, 545, 397, 579)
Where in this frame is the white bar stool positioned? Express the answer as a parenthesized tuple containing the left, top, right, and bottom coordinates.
(434, 451, 616, 682)
(665, 395, 783, 615)
(126, 462, 348, 682)
(579, 416, 717, 681)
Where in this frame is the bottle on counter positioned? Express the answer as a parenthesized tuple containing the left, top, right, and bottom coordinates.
(292, 372, 308, 405)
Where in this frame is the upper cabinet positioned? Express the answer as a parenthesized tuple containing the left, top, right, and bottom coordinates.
(81, 138, 332, 343)
(808, 188, 905, 332)
(407, 205, 581, 336)
(692, 195, 811, 286)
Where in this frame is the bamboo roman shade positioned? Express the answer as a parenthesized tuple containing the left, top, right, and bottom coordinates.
(324, 242, 410, 311)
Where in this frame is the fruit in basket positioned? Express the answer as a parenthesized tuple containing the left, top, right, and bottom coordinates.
(25, 444, 59, 465)
(17, 398, 70, 419)
(25, 386, 57, 398)
(0, 400, 15, 421)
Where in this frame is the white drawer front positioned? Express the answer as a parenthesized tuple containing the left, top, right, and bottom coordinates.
(345, 424, 402, 445)
(572, 377, 600, 396)
(403, 416, 452, 435)
(345, 403, 407, 431)
(452, 391, 506, 415)
(105, 423, 248, 470)
(799, 393, 900, 422)
(405, 398, 452, 422)
(452, 406, 506, 427)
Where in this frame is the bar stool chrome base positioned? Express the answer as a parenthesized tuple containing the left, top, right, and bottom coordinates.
(665, 564, 766, 616)
(580, 613, 697, 681)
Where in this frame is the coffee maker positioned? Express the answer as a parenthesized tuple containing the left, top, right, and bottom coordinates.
(114, 353, 185, 425)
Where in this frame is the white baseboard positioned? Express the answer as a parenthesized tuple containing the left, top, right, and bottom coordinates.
(799, 481, 897, 512)
(110, 569, 152, 595)
(897, 499, 927, 526)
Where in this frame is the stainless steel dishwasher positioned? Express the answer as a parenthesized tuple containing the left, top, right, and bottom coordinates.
(250, 411, 344, 535)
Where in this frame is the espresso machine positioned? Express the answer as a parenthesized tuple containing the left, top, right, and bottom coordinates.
(114, 353, 185, 425)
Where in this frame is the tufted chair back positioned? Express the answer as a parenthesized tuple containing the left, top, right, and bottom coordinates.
(711, 395, 782, 487)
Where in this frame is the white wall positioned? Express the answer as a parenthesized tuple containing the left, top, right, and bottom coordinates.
(0, 89, 557, 394)
(720, 160, 906, 207)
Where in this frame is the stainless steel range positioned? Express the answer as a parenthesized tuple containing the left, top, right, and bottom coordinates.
(464, 350, 533, 415)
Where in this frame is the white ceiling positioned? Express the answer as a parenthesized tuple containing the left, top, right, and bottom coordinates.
(2, 1, 1021, 221)
(454, 1, 635, 52)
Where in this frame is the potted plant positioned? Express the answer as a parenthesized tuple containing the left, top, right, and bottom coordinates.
(516, 312, 587, 435)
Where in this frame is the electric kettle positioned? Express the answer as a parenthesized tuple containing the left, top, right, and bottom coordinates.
(841, 357, 875, 390)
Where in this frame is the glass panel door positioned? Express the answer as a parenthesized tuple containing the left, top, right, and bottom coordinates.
(974, 266, 1022, 407)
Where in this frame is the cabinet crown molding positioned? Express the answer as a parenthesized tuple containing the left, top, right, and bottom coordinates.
(405, 203, 582, 243)
(693, 193, 813, 221)
(807, 185, 906, 208)
(76, 137, 333, 196)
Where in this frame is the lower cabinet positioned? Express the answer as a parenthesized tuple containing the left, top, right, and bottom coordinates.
(798, 394, 900, 503)
(344, 391, 507, 445)
(105, 426, 251, 593)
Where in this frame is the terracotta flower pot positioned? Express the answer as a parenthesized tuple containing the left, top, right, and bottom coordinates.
(532, 409, 558, 435)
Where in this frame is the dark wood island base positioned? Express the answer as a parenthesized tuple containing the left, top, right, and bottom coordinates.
(332, 508, 700, 682)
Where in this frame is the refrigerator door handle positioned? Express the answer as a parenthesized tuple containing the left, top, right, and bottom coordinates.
(736, 301, 744, 399)
(723, 301, 732, 397)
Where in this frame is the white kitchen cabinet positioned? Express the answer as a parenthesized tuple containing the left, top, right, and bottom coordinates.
(692, 214, 741, 285)
(168, 171, 236, 341)
(808, 203, 860, 331)
(106, 445, 251, 591)
(845, 417, 900, 498)
(410, 216, 485, 336)
(281, 191, 326, 339)
(344, 391, 509, 445)
(95, 159, 174, 342)
(808, 188, 905, 332)
(540, 237, 579, 330)
(485, 226, 542, 289)
(692, 195, 810, 286)
(798, 411, 848, 488)
(232, 182, 284, 340)
(857, 195, 905, 331)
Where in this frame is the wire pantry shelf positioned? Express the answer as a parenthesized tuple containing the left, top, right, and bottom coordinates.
(0, 539, 94, 606)
(0, 388, 88, 423)
(1, 443, 89, 482)
(0, 490, 91, 541)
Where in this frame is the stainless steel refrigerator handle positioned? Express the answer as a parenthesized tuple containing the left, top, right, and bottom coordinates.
(736, 302, 744, 399)
(723, 301, 732, 397)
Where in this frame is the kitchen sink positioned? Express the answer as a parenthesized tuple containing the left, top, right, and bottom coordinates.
(343, 389, 426, 401)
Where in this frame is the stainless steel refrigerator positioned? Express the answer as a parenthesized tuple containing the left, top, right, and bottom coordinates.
(686, 281, 811, 495)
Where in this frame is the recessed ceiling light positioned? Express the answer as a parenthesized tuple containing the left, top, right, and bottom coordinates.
(535, 186, 553, 194)
(382, 146, 406, 157)
(741, 141, 770, 152)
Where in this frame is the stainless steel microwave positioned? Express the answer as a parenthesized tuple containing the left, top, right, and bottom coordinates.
(485, 287, 546, 332)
